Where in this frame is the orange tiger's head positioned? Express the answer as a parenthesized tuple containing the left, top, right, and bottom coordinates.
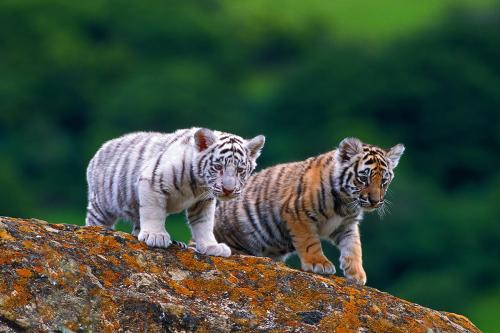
(335, 137, 405, 211)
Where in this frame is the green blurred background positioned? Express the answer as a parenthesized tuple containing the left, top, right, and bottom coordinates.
(1, 0, 499, 330)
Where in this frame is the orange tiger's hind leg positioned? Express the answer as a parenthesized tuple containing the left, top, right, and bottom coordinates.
(285, 214, 335, 275)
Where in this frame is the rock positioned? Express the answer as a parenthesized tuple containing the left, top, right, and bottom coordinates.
(0, 217, 480, 332)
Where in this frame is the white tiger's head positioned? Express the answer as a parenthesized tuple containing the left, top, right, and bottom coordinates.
(193, 128, 265, 201)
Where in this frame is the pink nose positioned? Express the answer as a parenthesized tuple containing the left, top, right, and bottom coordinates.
(223, 187, 234, 195)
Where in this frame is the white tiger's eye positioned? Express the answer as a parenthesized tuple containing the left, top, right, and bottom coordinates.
(237, 167, 245, 174)
(214, 164, 223, 171)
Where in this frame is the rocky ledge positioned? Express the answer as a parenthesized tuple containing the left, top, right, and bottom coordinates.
(0, 217, 480, 332)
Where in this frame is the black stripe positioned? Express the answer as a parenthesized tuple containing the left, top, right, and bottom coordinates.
(189, 199, 210, 217)
(167, 129, 190, 147)
(118, 154, 130, 207)
(330, 165, 346, 217)
(318, 166, 328, 219)
(118, 134, 142, 205)
(305, 210, 318, 222)
(130, 136, 152, 200)
(295, 163, 312, 218)
(107, 140, 124, 205)
(189, 165, 197, 195)
(91, 200, 111, 220)
(345, 171, 353, 184)
(180, 151, 186, 185)
(255, 185, 276, 246)
(219, 148, 235, 155)
(243, 200, 270, 247)
(159, 173, 168, 196)
(261, 169, 284, 243)
(88, 209, 106, 225)
(188, 215, 204, 226)
(152, 152, 164, 185)
(171, 165, 180, 192)
(306, 242, 317, 253)
(224, 231, 249, 253)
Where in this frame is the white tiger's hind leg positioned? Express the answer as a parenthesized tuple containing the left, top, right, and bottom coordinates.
(187, 199, 231, 257)
(137, 178, 171, 248)
(85, 200, 116, 228)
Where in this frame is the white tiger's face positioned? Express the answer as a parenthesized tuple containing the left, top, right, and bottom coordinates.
(194, 129, 265, 201)
(335, 137, 405, 212)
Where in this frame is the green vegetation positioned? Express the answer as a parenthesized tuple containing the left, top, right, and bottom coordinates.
(1, 1, 499, 330)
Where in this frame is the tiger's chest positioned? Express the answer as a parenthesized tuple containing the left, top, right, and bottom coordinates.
(166, 194, 199, 214)
(318, 214, 359, 239)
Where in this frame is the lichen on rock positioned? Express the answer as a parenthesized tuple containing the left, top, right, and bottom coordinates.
(0, 217, 481, 332)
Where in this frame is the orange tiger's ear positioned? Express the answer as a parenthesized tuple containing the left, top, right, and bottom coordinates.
(338, 137, 363, 163)
(194, 128, 217, 152)
(386, 144, 405, 168)
(246, 135, 265, 160)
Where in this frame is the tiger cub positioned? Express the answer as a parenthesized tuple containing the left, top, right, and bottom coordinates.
(214, 137, 404, 283)
(86, 128, 265, 257)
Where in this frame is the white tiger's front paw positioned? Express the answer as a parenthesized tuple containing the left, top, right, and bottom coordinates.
(196, 243, 231, 257)
(138, 230, 172, 248)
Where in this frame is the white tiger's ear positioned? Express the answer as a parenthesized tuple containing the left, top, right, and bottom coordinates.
(194, 128, 217, 152)
(386, 144, 405, 168)
(338, 137, 363, 163)
(246, 135, 265, 160)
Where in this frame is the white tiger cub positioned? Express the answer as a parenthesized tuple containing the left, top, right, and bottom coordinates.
(85, 128, 265, 257)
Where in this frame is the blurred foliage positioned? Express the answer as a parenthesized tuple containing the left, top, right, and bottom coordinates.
(0, 0, 499, 330)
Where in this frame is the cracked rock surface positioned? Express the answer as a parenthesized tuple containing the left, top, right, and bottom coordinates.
(0, 217, 480, 332)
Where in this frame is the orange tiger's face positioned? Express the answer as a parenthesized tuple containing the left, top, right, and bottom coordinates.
(336, 137, 405, 212)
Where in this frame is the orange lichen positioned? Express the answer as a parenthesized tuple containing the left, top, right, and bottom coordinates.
(121, 253, 143, 270)
(229, 287, 260, 301)
(15, 268, 33, 278)
(101, 269, 121, 287)
(182, 277, 229, 298)
(17, 223, 36, 234)
(3, 282, 31, 308)
(176, 251, 212, 271)
(0, 249, 23, 264)
(149, 265, 162, 274)
(21, 240, 36, 249)
(227, 273, 238, 284)
(167, 280, 194, 297)
(32, 266, 44, 274)
(125, 240, 147, 251)
(0, 229, 15, 241)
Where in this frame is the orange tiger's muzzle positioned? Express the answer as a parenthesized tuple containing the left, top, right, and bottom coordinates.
(360, 175, 384, 208)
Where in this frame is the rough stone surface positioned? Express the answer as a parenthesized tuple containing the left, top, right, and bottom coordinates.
(0, 217, 480, 332)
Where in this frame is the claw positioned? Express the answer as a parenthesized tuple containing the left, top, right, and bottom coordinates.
(172, 240, 188, 249)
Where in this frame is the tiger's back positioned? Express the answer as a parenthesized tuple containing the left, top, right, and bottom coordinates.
(86, 130, 185, 224)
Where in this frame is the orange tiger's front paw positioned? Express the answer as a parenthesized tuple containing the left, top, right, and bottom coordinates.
(301, 257, 336, 275)
(340, 256, 367, 285)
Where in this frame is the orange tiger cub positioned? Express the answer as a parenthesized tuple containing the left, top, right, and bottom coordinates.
(214, 137, 404, 285)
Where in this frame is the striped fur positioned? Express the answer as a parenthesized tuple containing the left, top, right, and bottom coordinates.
(86, 128, 265, 257)
(214, 137, 404, 283)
